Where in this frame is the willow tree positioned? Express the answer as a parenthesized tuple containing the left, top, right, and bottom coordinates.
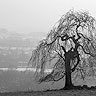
(29, 10, 96, 89)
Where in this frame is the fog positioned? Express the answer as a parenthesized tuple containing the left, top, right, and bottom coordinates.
(0, 0, 96, 35)
(0, 0, 96, 93)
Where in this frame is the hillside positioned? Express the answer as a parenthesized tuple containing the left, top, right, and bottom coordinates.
(0, 28, 34, 67)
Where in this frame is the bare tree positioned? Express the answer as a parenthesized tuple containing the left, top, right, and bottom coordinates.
(29, 10, 96, 89)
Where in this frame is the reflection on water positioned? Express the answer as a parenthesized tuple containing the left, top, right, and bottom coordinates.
(0, 68, 52, 72)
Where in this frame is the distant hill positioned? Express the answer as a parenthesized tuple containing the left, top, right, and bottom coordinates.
(0, 28, 46, 48)
(0, 28, 47, 68)
(0, 28, 34, 68)
(0, 28, 33, 47)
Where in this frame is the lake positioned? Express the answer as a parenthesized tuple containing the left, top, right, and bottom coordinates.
(0, 67, 52, 72)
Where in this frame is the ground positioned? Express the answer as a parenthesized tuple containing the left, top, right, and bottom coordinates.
(0, 89, 96, 96)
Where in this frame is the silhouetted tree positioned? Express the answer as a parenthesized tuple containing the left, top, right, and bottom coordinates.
(29, 10, 96, 89)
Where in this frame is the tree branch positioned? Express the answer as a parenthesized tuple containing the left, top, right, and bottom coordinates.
(71, 55, 80, 72)
(80, 45, 96, 57)
(61, 34, 70, 41)
(47, 35, 61, 46)
(61, 46, 66, 53)
(54, 49, 65, 61)
(52, 73, 65, 81)
(78, 33, 91, 41)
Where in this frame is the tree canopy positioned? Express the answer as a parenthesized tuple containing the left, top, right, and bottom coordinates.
(29, 10, 96, 87)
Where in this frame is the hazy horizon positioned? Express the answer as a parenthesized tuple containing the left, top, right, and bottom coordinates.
(0, 0, 96, 93)
(0, 0, 96, 37)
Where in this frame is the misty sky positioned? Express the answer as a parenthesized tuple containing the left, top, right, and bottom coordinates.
(0, 0, 96, 36)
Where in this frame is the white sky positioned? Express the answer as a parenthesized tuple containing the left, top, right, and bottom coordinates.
(0, 0, 96, 36)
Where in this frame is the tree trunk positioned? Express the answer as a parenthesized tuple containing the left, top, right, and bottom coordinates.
(64, 54, 74, 89)
(61, 46, 74, 90)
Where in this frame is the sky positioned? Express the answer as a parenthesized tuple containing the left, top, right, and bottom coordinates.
(0, 0, 96, 37)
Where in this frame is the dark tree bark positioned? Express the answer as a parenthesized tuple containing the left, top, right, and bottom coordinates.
(64, 57, 73, 89)
(61, 41, 80, 89)
(62, 47, 74, 89)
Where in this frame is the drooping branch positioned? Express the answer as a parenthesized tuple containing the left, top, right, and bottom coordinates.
(80, 44, 96, 57)
(54, 49, 65, 61)
(29, 10, 96, 84)
(38, 57, 65, 83)
(39, 71, 65, 83)
(78, 33, 91, 41)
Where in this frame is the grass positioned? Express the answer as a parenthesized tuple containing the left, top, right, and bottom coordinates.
(0, 88, 96, 96)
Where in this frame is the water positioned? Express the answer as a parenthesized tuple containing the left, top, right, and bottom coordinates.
(0, 67, 52, 72)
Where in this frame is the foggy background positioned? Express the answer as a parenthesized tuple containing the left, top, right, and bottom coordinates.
(0, 0, 96, 35)
(0, 0, 96, 93)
